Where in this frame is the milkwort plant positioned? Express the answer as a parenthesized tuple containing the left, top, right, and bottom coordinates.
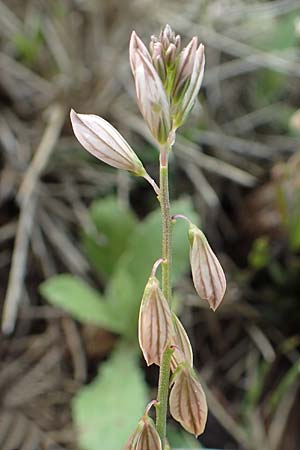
(70, 25, 226, 450)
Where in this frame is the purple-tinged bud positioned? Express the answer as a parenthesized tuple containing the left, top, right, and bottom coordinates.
(138, 276, 173, 366)
(175, 34, 181, 50)
(160, 24, 176, 49)
(152, 42, 166, 80)
(129, 34, 171, 144)
(169, 365, 208, 437)
(129, 31, 152, 74)
(165, 43, 177, 66)
(173, 37, 198, 98)
(174, 44, 205, 127)
(152, 42, 164, 60)
(70, 110, 145, 176)
(170, 313, 193, 372)
(124, 403, 162, 450)
(188, 224, 226, 311)
(153, 55, 167, 82)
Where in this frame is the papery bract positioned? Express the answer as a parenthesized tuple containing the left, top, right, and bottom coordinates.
(169, 365, 208, 437)
(170, 313, 193, 372)
(70, 110, 145, 175)
(189, 224, 226, 311)
(138, 276, 173, 366)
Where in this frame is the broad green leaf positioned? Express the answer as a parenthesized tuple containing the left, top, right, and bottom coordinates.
(82, 197, 137, 279)
(73, 344, 148, 450)
(39, 274, 121, 333)
(106, 198, 198, 338)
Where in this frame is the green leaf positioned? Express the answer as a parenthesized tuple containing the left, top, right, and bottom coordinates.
(39, 274, 121, 333)
(105, 198, 198, 338)
(73, 344, 148, 450)
(82, 197, 137, 279)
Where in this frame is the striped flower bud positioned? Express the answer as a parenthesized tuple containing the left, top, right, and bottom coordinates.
(125, 406, 161, 450)
(129, 31, 172, 145)
(138, 275, 173, 366)
(170, 313, 193, 372)
(172, 43, 205, 128)
(129, 30, 152, 73)
(173, 37, 198, 99)
(169, 365, 208, 437)
(189, 224, 226, 311)
(70, 110, 145, 176)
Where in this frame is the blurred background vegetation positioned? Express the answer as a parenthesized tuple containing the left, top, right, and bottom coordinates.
(0, 1, 300, 449)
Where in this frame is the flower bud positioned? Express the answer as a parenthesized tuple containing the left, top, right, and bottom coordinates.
(169, 365, 207, 437)
(138, 276, 173, 366)
(129, 31, 152, 74)
(70, 110, 145, 176)
(160, 24, 176, 49)
(173, 44, 205, 128)
(170, 313, 193, 372)
(125, 411, 161, 450)
(173, 37, 198, 99)
(129, 32, 171, 145)
(165, 43, 177, 66)
(188, 224, 226, 311)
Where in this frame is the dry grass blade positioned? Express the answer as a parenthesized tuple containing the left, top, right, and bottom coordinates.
(1, 193, 37, 335)
(2, 105, 66, 335)
(18, 104, 66, 204)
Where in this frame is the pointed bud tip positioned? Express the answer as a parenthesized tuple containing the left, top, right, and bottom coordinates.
(189, 225, 226, 311)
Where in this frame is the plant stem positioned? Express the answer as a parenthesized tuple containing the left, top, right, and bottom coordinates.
(159, 149, 172, 304)
(156, 347, 173, 447)
(156, 146, 172, 449)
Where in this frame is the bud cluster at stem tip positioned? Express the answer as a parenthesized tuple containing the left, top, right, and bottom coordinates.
(129, 25, 205, 145)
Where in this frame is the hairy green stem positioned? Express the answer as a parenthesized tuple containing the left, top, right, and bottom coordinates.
(159, 150, 172, 304)
(156, 346, 173, 447)
(156, 147, 172, 449)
